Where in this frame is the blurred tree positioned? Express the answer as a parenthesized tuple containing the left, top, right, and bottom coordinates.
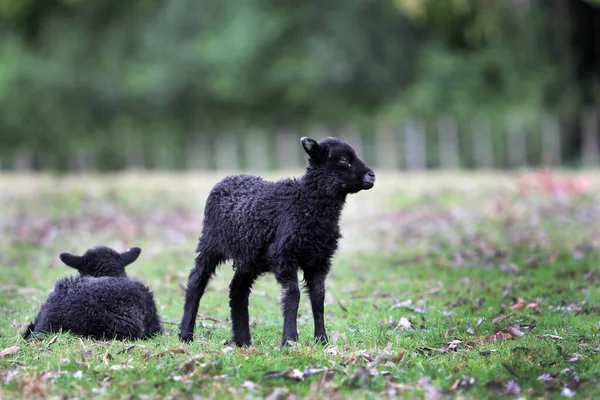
(0, 0, 597, 170)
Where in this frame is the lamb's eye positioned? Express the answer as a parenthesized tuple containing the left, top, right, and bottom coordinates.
(339, 157, 349, 164)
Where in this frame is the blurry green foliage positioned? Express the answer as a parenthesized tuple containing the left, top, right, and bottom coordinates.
(0, 0, 597, 169)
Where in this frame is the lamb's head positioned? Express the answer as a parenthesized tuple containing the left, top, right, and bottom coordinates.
(301, 137, 375, 196)
(59, 246, 141, 278)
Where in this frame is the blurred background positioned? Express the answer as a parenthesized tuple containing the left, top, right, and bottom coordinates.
(0, 0, 599, 172)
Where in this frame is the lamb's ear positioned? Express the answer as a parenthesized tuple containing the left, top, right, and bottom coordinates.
(301, 137, 327, 164)
(60, 253, 83, 270)
(120, 247, 142, 267)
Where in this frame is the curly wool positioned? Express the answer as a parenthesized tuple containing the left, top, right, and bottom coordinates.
(23, 246, 162, 340)
(180, 137, 375, 346)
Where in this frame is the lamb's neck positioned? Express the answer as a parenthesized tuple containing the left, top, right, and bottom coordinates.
(298, 174, 347, 222)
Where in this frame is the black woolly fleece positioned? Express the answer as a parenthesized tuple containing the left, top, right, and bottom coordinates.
(180, 137, 375, 346)
(23, 246, 162, 340)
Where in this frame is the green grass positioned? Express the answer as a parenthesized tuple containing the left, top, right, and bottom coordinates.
(1, 171, 599, 399)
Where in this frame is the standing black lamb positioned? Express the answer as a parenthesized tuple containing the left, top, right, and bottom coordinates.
(23, 246, 163, 340)
(180, 136, 375, 346)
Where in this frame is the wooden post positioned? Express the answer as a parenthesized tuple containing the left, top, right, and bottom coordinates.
(275, 128, 301, 170)
(581, 108, 599, 166)
(437, 115, 460, 169)
(154, 140, 176, 171)
(403, 122, 427, 170)
(472, 116, 494, 169)
(124, 143, 145, 170)
(215, 130, 240, 171)
(244, 130, 271, 171)
(375, 123, 399, 169)
(39, 153, 58, 172)
(541, 113, 561, 165)
(68, 150, 93, 172)
(186, 134, 212, 171)
(12, 148, 32, 172)
(507, 118, 527, 168)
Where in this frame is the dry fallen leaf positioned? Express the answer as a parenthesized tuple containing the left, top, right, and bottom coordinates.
(45, 335, 59, 350)
(438, 340, 461, 353)
(444, 326, 457, 339)
(153, 348, 186, 358)
(542, 334, 564, 341)
(386, 381, 411, 394)
(509, 298, 526, 310)
(419, 376, 445, 399)
(486, 380, 520, 396)
(397, 317, 414, 330)
(391, 352, 405, 363)
(584, 269, 598, 284)
(3, 370, 19, 383)
(239, 346, 259, 356)
(506, 324, 525, 338)
(110, 365, 134, 370)
(450, 377, 476, 391)
(466, 322, 475, 335)
(0, 346, 20, 357)
(262, 368, 305, 381)
(486, 331, 513, 342)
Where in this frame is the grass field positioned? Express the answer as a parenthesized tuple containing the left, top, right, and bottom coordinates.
(1, 170, 599, 399)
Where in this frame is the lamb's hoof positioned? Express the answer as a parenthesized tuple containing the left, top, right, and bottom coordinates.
(314, 335, 328, 346)
(281, 336, 299, 347)
(179, 332, 194, 343)
(233, 337, 252, 347)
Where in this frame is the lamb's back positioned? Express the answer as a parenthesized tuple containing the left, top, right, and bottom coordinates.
(202, 175, 300, 257)
(34, 276, 156, 339)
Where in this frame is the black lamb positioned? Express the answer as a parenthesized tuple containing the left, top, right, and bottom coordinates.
(23, 246, 162, 341)
(180, 136, 375, 346)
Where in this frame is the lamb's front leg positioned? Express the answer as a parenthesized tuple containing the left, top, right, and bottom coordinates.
(229, 269, 257, 347)
(304, 272, 328, 345)
(275, 271, 300, 346)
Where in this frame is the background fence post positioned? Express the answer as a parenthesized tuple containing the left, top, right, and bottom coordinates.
(186, 133, 212, 171)
(541, 113, 562, 165)
(215, 130, 241, 171)
(581, 108, 599, 166)
(244, 130, 271, 171)
(472, 116, 494, 169)
(275, 128, 302, 170)
(376, 123, 400, 169)
(507, 118, 527, 168)
(437, 115, 460, 169)
(12, 148, 33, 172)
(403, 122, 427, 170)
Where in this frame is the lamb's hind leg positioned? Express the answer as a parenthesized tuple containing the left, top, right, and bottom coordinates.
(229, 266, 258, 347)
(180, 240, 224, 342)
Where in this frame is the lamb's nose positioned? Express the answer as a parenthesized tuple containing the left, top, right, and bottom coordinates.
(365, 170, 376, 183)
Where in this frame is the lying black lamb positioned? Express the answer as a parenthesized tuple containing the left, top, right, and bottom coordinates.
(23, 246, 162, 340)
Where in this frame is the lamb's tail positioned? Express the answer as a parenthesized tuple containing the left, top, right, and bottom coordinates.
(22, 322, 35, 340)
